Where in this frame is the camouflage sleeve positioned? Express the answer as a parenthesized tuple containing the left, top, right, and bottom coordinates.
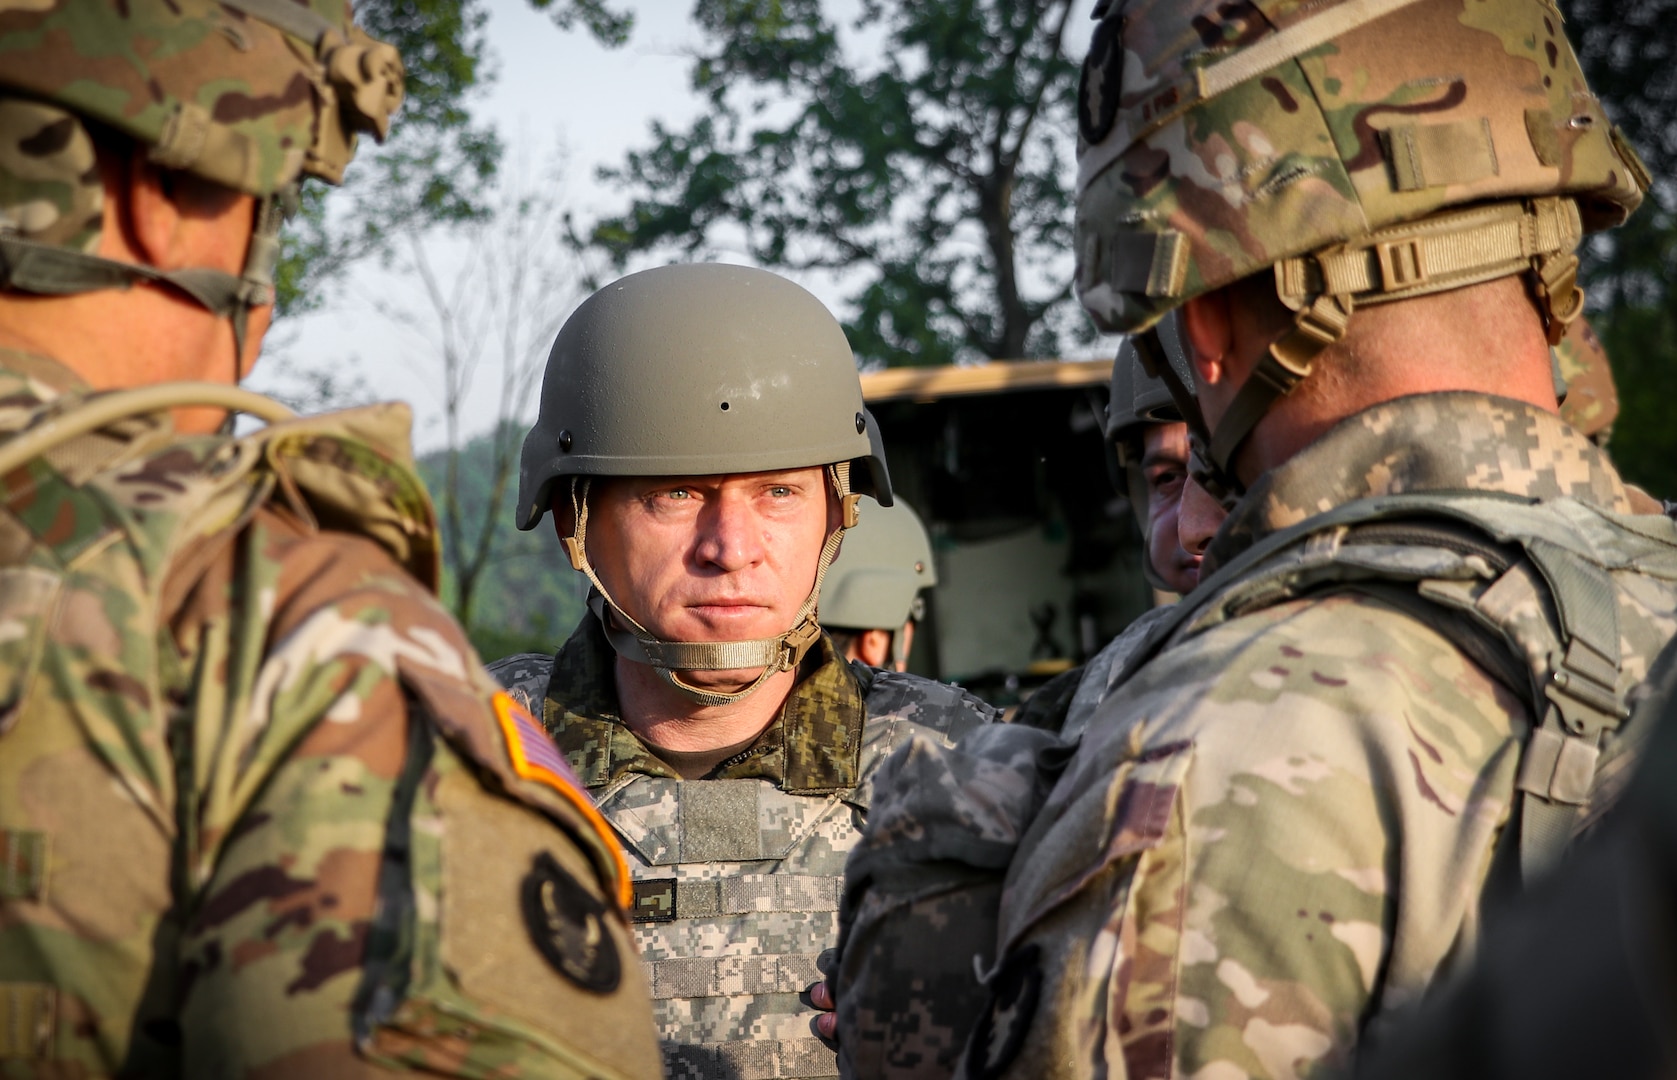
(1009, 663, 1084, 733)
(835, 723, 1066, 1080)
(974, 590, 1530, 1080)
(170, 511, 661, 1078)
(488, 652, 557, 715)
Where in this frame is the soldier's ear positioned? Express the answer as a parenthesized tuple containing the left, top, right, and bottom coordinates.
(123, 153, 250, 274)
(1180, 291, 1234, 390)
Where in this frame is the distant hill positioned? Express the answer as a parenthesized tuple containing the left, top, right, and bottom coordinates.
(416, 426, 588, 666)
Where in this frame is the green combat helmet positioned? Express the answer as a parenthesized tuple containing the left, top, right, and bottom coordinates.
(1074, 0, 1649, 486)
(821, 496, 936, 667)
(516, 263, 892, 706)
(0, 0, 403, 353)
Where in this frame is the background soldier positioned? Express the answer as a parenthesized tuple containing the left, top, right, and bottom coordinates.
(0, 2, 660, 1076)
(839, 0, 1677, 1077)
(490, 263, 996, 1080)
(821, 496, 936, 672)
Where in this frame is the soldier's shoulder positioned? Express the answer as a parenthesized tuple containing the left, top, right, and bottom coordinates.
(861, 666, 1000, 741)
(487, 652, 556, 713)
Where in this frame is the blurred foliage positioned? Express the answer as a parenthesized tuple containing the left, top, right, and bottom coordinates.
(274, 0, 632, 316)
(1560, 0, 1677, 495)
(418, 426, 589, 663)
(584, 0, 1090, 366)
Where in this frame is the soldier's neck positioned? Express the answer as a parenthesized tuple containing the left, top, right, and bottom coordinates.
(613, 655, 793, 753)
(0, 289, 249, 434)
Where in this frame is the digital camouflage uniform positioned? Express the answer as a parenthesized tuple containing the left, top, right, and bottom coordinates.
(493, 621, 997, 1080)
(0, 353, 662, 1077)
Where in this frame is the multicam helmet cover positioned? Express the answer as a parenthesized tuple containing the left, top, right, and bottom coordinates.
(0, 0, 402, 342)
(1074, 0, 1649, 478)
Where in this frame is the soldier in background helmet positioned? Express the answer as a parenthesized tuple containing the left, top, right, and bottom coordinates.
(821, 497, 937, 672)
(1108, 320, 1227, 598)
(489, 263, 996, 1080)
(835, 1, 1677, 1077)
(0, 2, 659, 1076)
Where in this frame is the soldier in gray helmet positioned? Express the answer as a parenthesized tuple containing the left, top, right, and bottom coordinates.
(489, 263, 997, 1080)
(820, 497, 936, 672)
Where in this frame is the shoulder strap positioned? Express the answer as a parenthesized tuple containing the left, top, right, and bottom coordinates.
(1119, 492, 1650, 882)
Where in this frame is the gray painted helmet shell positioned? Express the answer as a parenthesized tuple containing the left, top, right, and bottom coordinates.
(821, 497, 936, 631)
(517, 263, 891, 530)
(1104, 310, 1194, 444)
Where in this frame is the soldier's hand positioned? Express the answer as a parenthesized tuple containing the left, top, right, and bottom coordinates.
(809, 979, 838, 1043)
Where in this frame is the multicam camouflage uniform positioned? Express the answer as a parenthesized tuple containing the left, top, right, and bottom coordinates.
(840, 395, 1677, 1080)
(833, 0, 1677, 1076)
(493, 620, 997, 1080)
(0, 354, 662, 1076)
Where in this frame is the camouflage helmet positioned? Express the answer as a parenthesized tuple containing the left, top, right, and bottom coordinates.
(523, 263, 894, 708)
(0, 0, 402, 347)
(821, 497, 937, 633)
(1074, 0, 1650, 479)
(1555, 316, 1617, 444)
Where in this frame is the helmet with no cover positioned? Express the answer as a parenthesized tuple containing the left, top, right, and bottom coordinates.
(516, 262, 891, 531)
(519, 263, 894, 708)
(822, 497, 937, 633)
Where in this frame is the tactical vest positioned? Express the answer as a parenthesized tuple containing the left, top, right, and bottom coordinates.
(1118, 489, 1677, 880)
(597, 667, 993, 1080)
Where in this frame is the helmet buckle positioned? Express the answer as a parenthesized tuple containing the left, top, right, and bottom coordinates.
(842, 492, 863, 529)
(1376, 238, 1428, 291)
(562, 535, 588, 572)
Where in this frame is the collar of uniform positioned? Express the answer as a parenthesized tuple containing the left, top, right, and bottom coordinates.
(1208, 391, 1634, 571)
(543, 615, 868, 794)
(0, 347, 88, 430)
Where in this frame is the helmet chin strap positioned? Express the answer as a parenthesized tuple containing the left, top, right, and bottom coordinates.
(1185, 196, 1585, 499)
(0, 184, 290, 410)
(562, 465, 864, 708)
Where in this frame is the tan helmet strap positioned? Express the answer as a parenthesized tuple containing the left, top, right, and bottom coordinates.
(1204, 291, 1351, 481)
(564, 463, 861, 708)
(1205, 196, 1585, 490)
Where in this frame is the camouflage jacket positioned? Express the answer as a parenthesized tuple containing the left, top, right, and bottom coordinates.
(835, 603, 1176, 1080)
(0, 351, 661, 1078)
(841, 392, 1677, 1080)
(491, 620, 999, 1080)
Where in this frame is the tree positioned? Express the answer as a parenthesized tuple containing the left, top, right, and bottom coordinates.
(275, 0, 634, 317)
(374, 154, 584, 637)
(585, 0, 1086, 367)
(1559, 0, 1677, 495)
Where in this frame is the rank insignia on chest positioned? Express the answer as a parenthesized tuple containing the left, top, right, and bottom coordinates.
(520, 851, 623, 993)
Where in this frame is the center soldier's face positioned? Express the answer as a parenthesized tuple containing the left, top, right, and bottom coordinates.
(585, 467, 841, 653)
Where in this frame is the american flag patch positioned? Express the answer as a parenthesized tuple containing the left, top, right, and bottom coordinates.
(491, 690, 631, 908)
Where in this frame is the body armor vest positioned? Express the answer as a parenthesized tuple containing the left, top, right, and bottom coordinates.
(1120, 490, 1677, 879)
(597, 668, 992, 1080)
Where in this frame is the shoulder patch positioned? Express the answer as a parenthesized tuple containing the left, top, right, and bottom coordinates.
(493, 691, 631, 909)
(520, 850, 623, 994)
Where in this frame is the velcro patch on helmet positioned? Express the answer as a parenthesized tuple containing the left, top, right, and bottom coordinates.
(1078, 14, 1124, 145)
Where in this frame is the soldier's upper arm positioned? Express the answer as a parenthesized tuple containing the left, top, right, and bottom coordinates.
(979, 591, 1529, 1080)
(176, 522, 660, 1079)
